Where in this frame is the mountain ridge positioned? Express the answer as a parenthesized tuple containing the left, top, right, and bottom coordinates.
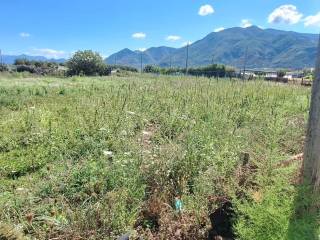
(2, 27, 318, 69)
(2, 54, 66, 64)
(107, 26, 318, 69)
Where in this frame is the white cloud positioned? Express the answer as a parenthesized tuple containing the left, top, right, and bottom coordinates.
(30, 48, 66, 59)
(268, 5, 303, 24)
(132, 32, 146, 39)
(20, 32, 31, 38)
(214, 27, 225, 32)
(304, 12, 320, 27)
(166, 35, 181, 41)
(181, 41, 192, 47)
(241, 19, 252, 28)
(199, 4, 214, 16)
(138, 48, 147, 52)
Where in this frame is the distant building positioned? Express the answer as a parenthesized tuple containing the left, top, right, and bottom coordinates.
(265, 72, 277, 78)
(284, 71, 304, 80)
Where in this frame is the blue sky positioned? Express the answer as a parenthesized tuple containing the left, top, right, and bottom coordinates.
(1, 0, 319, 58)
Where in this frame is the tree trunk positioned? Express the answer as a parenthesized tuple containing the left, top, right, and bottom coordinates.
(303, 34, 320, 194)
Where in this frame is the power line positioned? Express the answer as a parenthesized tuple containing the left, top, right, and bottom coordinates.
(140, 52, 143, 73)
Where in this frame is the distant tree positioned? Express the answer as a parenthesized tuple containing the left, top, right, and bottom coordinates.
(143, 65, 160, 73)
(14, 59, 28, 65)
(67, 50, 110, 76)
(16, 65, 36, 73)
(277, 70, 286, 78)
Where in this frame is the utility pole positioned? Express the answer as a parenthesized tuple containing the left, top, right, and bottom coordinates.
(114, 55, 117, 66)
(303, 34, 320, 197)
(243, 46, 248, 80)
(140, 52, 143, 73)
(170, 55, 172, 69)
(185, 43, 189, 75)
(0, 49, 2, 65)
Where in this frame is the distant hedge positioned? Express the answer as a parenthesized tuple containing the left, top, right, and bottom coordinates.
(110, 65, 138, 73)
(14, 59, 63, 67)
(143, 64, 235, 77)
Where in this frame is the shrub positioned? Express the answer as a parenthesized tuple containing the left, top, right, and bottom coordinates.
(67, 50, 111, 76)
(14, 58, 29, 65)
(16, 65, 36, 73)
(143, 65, 160, 74)
(15, 63, 65, 76)
(110, 65, 138, 73)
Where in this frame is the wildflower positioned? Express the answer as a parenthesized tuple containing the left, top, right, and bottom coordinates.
(99, 127, 107, 131)
(16, 187, 26, 193)
(26, 213, 34, 224)
(143, 131, 151, 136)
(103, 150, 113, 159)
(29, 106, 36, 110)
(181, 114, 188, 120)
(120, 130, 127, 136)
(50, 209, 56, 217)
(126, 111, 136, 115)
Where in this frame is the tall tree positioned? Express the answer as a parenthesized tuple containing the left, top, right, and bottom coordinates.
(303, 35, 320, 194)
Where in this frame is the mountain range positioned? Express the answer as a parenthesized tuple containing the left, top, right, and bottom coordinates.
(1, 54, 65, 65)
(2, 26, 318, 69)
(106, 26, 318, 69)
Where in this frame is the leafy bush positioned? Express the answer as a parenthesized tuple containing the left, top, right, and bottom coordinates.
(67, 50, 111, 76)
(13, 59, 65, 76)
(16, 64, 65, 76)
(188, 64, 235, 78)
(143, 65, 161, 74)
(14, 59, 59, 68)
(16, 65, 37, 73)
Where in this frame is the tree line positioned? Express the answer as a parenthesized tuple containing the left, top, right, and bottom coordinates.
(1, 50, 236, 78)
(143, 64, 236, 78)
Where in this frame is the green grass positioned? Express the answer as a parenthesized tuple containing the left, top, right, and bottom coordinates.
(0, 73, 318, 239)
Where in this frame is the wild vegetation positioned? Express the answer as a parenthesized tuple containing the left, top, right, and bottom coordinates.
(5, 51, 112, 77)
(143, 64, 235, 78)
(13, 59, 65, 76)
(0, 73, 318, 239)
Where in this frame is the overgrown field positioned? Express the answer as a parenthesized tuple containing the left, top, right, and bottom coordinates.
(0, 73, 318, 239)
